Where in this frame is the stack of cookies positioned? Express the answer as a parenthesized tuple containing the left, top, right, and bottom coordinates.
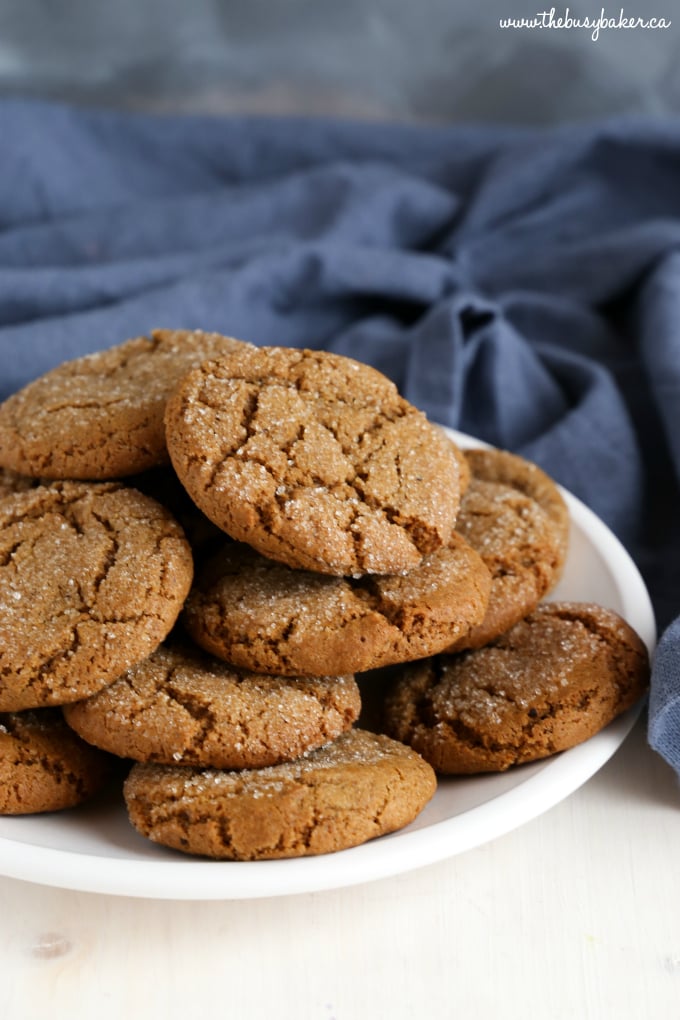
(0, 330, 650, 860)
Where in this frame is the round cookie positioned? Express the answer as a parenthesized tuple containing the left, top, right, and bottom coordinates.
(0, 482, 193, 711)
(123, 728, 437, 860)
(164, 345, 461, 576)
(183, 534, 491, 676)
(0, 708, 113, 814)
(446, 472, 566, 651)
(464, 447, 569, 558)
(64, 642, 361, 769)
(382, 601, 650, 774)
(0, 329, 246, 479)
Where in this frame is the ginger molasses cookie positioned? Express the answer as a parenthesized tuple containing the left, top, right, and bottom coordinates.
(446, 471, 566, 651)
(464, 447, 569, 558)
(164, 346, 461, 576)
(383, 601, 650, 774)
(0, 708, 113, 814)
(0, 482, 193, 711)
(0, 329, 245, 479)
(124, 728, 437, 860)
(183, 534, 491, 676)
(64, 642, 360, 769)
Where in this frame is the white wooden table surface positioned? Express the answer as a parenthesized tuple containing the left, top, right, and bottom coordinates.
(1, 712, 678, 1020)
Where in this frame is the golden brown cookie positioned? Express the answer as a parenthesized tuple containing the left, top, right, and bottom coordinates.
(0, 708, 113, 814)
(0, 329, 245, 479)
(183, 534, 491, 676)
(164, 346, 461, 576)
(447, 470, 566, 651)
(382, 601, 650, 773)
(124, 728, 437, 860)
(64, 641, 360, 769)
(0, 482, 193, 711)
(464, 447, 569, 558)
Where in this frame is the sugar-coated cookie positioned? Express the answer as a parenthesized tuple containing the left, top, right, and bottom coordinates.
(124, 728, 437, 859)
(0, 329, 245, 479)
(0, 482, 193, 711)
(447, 458, 566, 651)
(464, 447, 569, 558)
(64, 642, 360, 769)
(164, 346, 461, 576)
(382, 602, 650, 773)
(0, 709, 113, 814)
(183, 534, 491, 676)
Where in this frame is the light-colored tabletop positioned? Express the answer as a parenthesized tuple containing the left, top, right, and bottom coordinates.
(1, 712, 678, 1020)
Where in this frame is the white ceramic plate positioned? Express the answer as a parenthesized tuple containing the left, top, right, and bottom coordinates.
(0, 430, 656, 900)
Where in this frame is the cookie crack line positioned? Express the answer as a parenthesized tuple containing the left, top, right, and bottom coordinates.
(163, 682, 218, 755)
(305, 401, 410, 462)
(434, 714, 517, 757)
(20, 620, 84, 694)
(198, 388, 414, 497)
(87, 531, 120, 602)
(240, 385, 262, 447)
(371, 774, 400, 832)
(38, 395, 150, 414)
(532, 604, 619, 649)
(344, 575, 410, 629)
(0, 486, 96, 530)
(298, 795, 326, 852)
(0, 535, 32, 568)
(217, 816, 235, 855)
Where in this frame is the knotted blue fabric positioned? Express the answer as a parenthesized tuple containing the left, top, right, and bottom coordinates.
(1, 99, 678, 775)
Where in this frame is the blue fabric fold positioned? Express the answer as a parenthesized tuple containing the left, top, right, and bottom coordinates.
(0, 98, 679, 774)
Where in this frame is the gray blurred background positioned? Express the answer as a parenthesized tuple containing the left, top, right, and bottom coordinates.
(0, 0, 678, 123)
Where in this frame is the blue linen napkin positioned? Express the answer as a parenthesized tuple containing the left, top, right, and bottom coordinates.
(1, 99, 678, 774)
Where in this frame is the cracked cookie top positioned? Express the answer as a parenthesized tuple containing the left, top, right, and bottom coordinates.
(0, 708, 114, 814)
(123, 728, 437, 860)
(0, 481, 193, 711)
(183, 534, 491, 676)
(0, 329, 245, 480)
(382, 601, 650, 774)
(463, 447, 569, 560)
(164, 346, 461, 576)
(63, 641, 361, 769)
(444, 455, 568, 652)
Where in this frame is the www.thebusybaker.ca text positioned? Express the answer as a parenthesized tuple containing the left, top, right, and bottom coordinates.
(499, 7, 671, 42)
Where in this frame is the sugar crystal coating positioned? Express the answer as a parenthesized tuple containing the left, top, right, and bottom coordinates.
(184, 533, 491, 675)
(464, 447, 569, 558)
(124, 728, 437, 859)
(447, 470, 566, 651)
(383, 601, 650, 773)
(64, 641, 360, 768)
(164, 346, 461, 576)
(0, 329, 246, 479)
(0, 481, 194, 710)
